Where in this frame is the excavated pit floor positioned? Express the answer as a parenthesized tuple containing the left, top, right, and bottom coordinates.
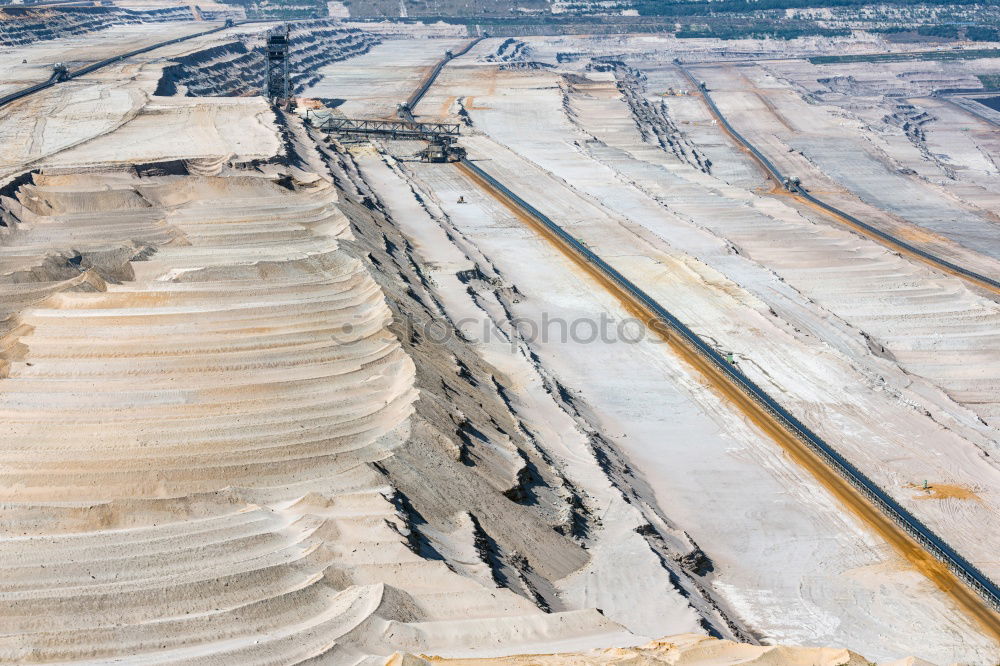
(4, 22, 1000, 665)
(315, 34, 1000, 663)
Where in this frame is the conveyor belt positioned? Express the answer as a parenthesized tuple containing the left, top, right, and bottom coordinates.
(675, 64, 1000, 293)
(0, 21, 238, 109)
(400, 36, 483, 119)
(457, 155, 1000, 622)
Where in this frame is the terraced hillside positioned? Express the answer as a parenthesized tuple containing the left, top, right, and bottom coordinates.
(155, 23, 381, 98)
(0, 163, 646, 660)
(0, 6, 207, 47)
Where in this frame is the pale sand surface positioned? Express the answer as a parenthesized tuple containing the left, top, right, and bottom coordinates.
(390, 634, 907, 665)
(2, 21, 999, 665)
(0, 32, 636, 661)
(699, 65, 1000, 266)
(1, 30, 645, 662)
(0, 165, 642, 661)
(302, 36, 471, 118)
(319, 35, 1000, 662)
(0, 21, 214, 94)
(0, 24, 276, 181)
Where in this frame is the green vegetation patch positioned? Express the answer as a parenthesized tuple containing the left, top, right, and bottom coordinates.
(916, 24, 960, 39)
(967, 26, 1000, 42)
(225, 0, 328, 19)
(676, 23, 849, 39)
(977, 73, 1000, 88)
(635, 0, 998, 17)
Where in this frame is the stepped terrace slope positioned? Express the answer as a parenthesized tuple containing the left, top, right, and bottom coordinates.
(0, 23, 648, 662)
(0, 165, 637, 661)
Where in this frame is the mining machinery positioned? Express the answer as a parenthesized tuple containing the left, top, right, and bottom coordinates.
(265, 26, 291, 104)
(418, 135, 466, 163)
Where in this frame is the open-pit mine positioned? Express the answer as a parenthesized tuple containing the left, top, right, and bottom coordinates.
(2, 5, 1000, 664)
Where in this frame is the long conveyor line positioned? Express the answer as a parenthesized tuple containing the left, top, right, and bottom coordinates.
(0, 20, 255, 109)
(399, 36, 484, 121)
(455, 155, 1000, 627)
(674, 64, 1000, 293)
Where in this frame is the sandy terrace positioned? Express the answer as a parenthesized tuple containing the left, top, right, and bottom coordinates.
(0, 26, 651, 661)
(689, 59, 1000, 272)
(0, 24, 277, 181)
(303, 36, 471, 118)
(0, 20, 240, 95)
(426, 37, 1000, 571)
(0, 163, 657, 661)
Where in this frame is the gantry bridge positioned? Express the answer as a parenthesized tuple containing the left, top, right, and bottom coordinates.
(310, 116, 461, 140)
